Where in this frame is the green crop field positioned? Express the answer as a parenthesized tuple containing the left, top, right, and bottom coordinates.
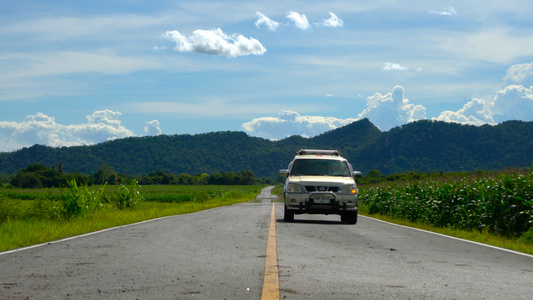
(0, 183, 263, 252)
(358, 167, 533, 254)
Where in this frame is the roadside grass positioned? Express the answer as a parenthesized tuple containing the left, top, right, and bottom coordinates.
(0, 185, 262, 252)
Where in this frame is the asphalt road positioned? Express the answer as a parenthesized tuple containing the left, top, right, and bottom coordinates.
(1, 187, 532, 299)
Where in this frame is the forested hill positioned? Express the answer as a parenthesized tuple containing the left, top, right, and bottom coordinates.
(0, 119, 532, 177)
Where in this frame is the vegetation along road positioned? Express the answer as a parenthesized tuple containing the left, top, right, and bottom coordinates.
(1, 187, 532, 299)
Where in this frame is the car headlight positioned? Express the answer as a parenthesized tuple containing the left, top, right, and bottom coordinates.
(342, 185, 357, 195)
(286, 183, 302, 193)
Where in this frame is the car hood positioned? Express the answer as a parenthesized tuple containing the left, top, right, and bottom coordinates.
(288, 176, 355, 186)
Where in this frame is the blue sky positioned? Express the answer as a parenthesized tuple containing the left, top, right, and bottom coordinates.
(1, 0, 533, 152)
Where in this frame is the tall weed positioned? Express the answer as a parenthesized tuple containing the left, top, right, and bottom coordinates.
(59, 180, 105, 219)
(113, 180, 143, 209)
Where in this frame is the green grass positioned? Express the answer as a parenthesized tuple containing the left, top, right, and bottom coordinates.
(0, 184, 263, 252)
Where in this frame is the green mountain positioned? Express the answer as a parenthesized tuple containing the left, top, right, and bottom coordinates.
(351, 119, 533, 174)
(0, 119, 531, 177)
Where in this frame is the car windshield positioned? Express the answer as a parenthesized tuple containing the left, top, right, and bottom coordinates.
(291, 159, 351, 177)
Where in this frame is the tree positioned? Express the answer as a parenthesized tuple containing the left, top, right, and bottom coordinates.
(223, 172, 236, 185)
(10, 163, 74, 188)
(90, 164, 117, 185)
(192, 173, 209, 185)
(11, 172, 42, 189)
(240, 170, 256, 185)
(178, 173, 192, 185)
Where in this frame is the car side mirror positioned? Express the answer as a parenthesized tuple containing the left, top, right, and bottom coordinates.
(279, 169, 289, 177)
(353, 171, 362, 178)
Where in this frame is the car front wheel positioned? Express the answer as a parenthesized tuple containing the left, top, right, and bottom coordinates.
(343, 211, 357, 224)
(284, 204, 294, 222)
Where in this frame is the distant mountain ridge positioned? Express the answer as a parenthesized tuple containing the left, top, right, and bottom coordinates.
(0, 119, 532, 177)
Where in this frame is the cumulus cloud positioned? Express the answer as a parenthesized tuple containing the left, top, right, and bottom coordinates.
(436, 98, 495, 126)
(429, 7, 457, 16)
(86, 109, 123, 126)
(492, 85, 533, 122)
(436, 84, 533, 125)
(242, 86, 428, 139)
(164, 28, 266, 57)
(255, 12, 280, 31)
(319, 12, 344, 27)
(145, 120, 162, 136)
(0, 110, 135, 152)
(358, 86, 427, 131)
(286, 11, 310, 30)
(504, 61, 533, 87)
(242, 110, 356, 140)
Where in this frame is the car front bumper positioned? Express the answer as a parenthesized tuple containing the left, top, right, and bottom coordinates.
(285, 191, 357, 214)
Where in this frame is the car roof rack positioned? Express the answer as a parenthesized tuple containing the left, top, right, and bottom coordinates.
(297, 149, 341, 156)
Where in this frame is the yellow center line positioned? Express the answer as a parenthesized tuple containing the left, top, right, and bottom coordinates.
(261, 203, 279, 300)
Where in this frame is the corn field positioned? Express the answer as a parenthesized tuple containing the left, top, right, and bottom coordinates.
(358, 168, 533, 238)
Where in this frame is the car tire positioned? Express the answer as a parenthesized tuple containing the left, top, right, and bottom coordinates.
(344, 211, 357, 225)
(284, 204, 294, 222)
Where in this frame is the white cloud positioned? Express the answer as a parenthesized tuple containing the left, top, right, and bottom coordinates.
(429, 7, 457, 16)
(382, 62, 422, 72)
(436, 98, 495, 126)
(164, 28, 266, 58)
(255, 12, 280, 31)
(286, 11, 311, 30)
(239, 77, 531, 140)
(0, 110, 135, 152)
(504, 61, 533, 87)
(383, 63, 409, 71)
(86, 109, 123, 126)
(242, 110, 356, 140)
(320, 12, 344, 27)
(358, 86, 426, 131)
(255, 11, 343, 32)
(242, 86, 428, 139)
(145, 120, 162, 136)
(492, 85, 533, 122)
(435, 84, 533, 125)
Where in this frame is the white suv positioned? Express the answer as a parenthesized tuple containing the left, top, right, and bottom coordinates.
(279, 149, 362, 224)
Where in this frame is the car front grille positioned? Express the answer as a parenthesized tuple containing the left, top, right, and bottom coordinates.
(305, 186, 339, 193)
